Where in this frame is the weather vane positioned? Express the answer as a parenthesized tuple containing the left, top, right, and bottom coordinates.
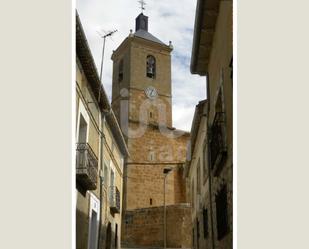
(138, 0, 146, 13)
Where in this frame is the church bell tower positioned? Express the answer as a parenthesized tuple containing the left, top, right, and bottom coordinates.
(111, 9, 190, 249)
(111, 12, 174, 129)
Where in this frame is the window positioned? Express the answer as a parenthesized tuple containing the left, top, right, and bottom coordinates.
(104, 160, 109, 188)
(203, 143, 207, 183)
(149, 151, 155, 161)
(89, 210, 98, 249)
(191, 180, 195, 209)
(203, 208, 209, 238)
(150, 198, 153, 205)
(125, 214, 133, 225)
(88, 194, 100, 249)
(196, 219, 200, 249)
(110, 169, 115, 187)
(216, 185, 228, 240)
(146, 55, 156, 78)
(78, 114, 88, 143)
(209, 88, 227, 174)
(118, 59, 124, 82)
(115, 223, 118, 248)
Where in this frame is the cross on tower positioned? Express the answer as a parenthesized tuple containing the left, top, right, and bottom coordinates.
(138, 0, 146, 13)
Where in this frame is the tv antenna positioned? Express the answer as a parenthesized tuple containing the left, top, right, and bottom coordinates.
(97, 29, 118, 82)
(97, 29, 117, 102)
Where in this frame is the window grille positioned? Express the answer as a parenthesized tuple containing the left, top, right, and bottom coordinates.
(203, 208, 209, 238)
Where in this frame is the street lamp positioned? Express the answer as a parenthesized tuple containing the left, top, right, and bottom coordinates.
(163, 167, 173, 249)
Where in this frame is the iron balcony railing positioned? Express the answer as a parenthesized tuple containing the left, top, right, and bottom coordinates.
(76, 143, 98, 190)
(209, 112, 227, 175)
(109, 186, 121, 213)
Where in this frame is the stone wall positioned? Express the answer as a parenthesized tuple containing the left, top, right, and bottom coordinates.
(122, 204, 192, 248)
(207, 2, 233, 249)
(125, 163, 187, 210)
(129, 89, 173, 128)
(127, 123, 189, 164)
(187, 1, 233, 249)
(124, 123, 190, 210)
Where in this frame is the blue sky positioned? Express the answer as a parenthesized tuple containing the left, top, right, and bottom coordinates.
(76, 0, 206, 131)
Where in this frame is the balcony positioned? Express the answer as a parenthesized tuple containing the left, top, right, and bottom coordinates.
(209, 112, 227, 176)
(76, 143, 98, 190)
(109, 186, 121, 214)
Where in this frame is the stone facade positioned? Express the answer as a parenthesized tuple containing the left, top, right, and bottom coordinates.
(111, 39, 173, 128)
(111, 13, 192, 248)
(122, 204, 192, 248)
(188, 0, 233, 249)
(76, 13, 129, 249)
(186, 100, 212, 249)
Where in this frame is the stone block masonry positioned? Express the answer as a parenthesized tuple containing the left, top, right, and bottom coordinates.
(122, 204, 192, 248)
(111, 12, 193, 249)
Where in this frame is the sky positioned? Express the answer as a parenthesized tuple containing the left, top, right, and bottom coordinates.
(76, 0, 206, 131)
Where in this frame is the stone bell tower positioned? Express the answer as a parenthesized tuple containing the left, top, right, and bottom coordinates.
(111, 12, 191, 249)
(111, 13, 174, 128)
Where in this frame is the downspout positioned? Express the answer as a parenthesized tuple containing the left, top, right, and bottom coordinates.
(207, 137, 215, 249)
(206, 72, 215, 249)
(98, 111, 107, 249)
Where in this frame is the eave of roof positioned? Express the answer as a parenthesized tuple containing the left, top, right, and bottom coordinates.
(76, 13, 110, 111)
(190, 99, 207, 158)
(105, 109, 130, 157)
(184, 99, 207, 177)
(134, 29, 166, 46)
(190, 0, 220, 75)
(76, 11, 129, 157)
(112, 36, 172, 62)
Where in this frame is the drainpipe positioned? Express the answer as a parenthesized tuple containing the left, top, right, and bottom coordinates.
(98, 112, 107, 249)
(207, 139, 215, 249)
(206, 72, 215, 249)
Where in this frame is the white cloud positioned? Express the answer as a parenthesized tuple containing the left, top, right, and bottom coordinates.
(172, 104, 196, 132)
(76, 0, 206, 131)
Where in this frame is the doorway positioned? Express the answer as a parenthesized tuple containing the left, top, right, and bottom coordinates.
(105, 222, 112, 249)
(89, 210, 98, 249)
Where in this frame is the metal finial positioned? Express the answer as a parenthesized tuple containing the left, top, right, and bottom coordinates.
(138, 0, 146, 13)
(169, 41, 173, 49)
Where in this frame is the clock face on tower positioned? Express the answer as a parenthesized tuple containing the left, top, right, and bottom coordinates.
(145, 86, 158, 99)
